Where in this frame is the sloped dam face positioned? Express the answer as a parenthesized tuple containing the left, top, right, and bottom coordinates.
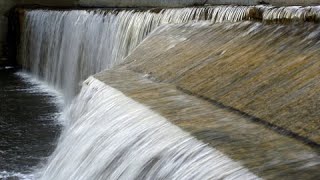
(1, 4, 320, 180)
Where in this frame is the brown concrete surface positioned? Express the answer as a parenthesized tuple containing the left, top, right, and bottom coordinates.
(94, 68, 320, 179)
(120, 22, 320, 145)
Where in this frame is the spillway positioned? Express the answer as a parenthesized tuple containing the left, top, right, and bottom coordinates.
(19, 6, 254, 100)
(13, 4, 320, 180)
(19, 5, 320, 101)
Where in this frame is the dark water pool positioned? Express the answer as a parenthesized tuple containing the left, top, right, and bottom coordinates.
(0, 68, 62, 179)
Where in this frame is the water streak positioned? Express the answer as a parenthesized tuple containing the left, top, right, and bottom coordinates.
(39, 77, 259, 180)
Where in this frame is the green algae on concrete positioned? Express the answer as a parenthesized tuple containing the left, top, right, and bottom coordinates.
(120, 22, 320, 145)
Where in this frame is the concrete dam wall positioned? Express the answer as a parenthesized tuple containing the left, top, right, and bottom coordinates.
(16, 5, 320, 179)
(79, 0, 320, 7)
(1, 0, 320, 65)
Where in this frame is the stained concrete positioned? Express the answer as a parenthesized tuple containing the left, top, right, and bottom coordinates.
(120, 22, 320, 145)
(94, 68, 320, 179)
(92, 21, 320, 178)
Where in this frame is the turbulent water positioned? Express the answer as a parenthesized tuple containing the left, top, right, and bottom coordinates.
(20, 6, 256, 101)
(0, 69, 63, 180)
(38, 77, 259, 180)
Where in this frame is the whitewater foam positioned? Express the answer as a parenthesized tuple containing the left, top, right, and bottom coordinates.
(0, 171, 35, 180)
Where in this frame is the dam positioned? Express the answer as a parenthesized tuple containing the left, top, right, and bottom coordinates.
(0, 0, 320, 179)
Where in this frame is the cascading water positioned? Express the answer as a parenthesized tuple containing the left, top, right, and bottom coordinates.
(261, 5, 320, 22)
(16, 4, 320, 180)
(20, 6, 255, 100)
(20, 5, 320, 101)
(38, 77, 259, 180)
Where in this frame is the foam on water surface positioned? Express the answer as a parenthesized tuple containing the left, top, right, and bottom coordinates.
(0, 171, 35, 180)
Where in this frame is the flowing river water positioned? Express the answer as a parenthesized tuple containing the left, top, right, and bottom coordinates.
(0, 68, 63, 179)
(1, 4, 320, 180)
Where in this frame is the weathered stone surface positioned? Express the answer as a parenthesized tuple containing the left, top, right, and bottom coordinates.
(120, 22, 320, 145)
(94, 69, 320, 179)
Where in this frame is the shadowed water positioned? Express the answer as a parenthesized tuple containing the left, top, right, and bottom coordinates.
(0, 69, 62, 179)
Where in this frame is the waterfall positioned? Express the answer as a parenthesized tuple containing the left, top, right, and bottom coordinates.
(38, 77, 259, 180)
(20, 6, 255, 100)
(17, 5, 320, 179)
(261, 6, 320, 22)
(19, 5, 320, 101)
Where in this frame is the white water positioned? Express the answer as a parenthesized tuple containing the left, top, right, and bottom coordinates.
(20, 6, 255, 101)
(0, 171, 35, 180)
(38, 77, 259, 180)
(19, 6, 258, 179)
(18, 5, 320, 180)
(19, 5, 320, 101)
(262, 6, 320, 22)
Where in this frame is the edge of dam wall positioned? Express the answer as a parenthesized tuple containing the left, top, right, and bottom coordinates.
(1, 0, 320, 66)
(78, 0, 320, 7)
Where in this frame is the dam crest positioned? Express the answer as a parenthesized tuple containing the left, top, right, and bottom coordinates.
(6, 3, 320, 180)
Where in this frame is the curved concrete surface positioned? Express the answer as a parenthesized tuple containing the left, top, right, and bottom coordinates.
(120, 22, 320, 145)
(94, 68, 320, 179)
